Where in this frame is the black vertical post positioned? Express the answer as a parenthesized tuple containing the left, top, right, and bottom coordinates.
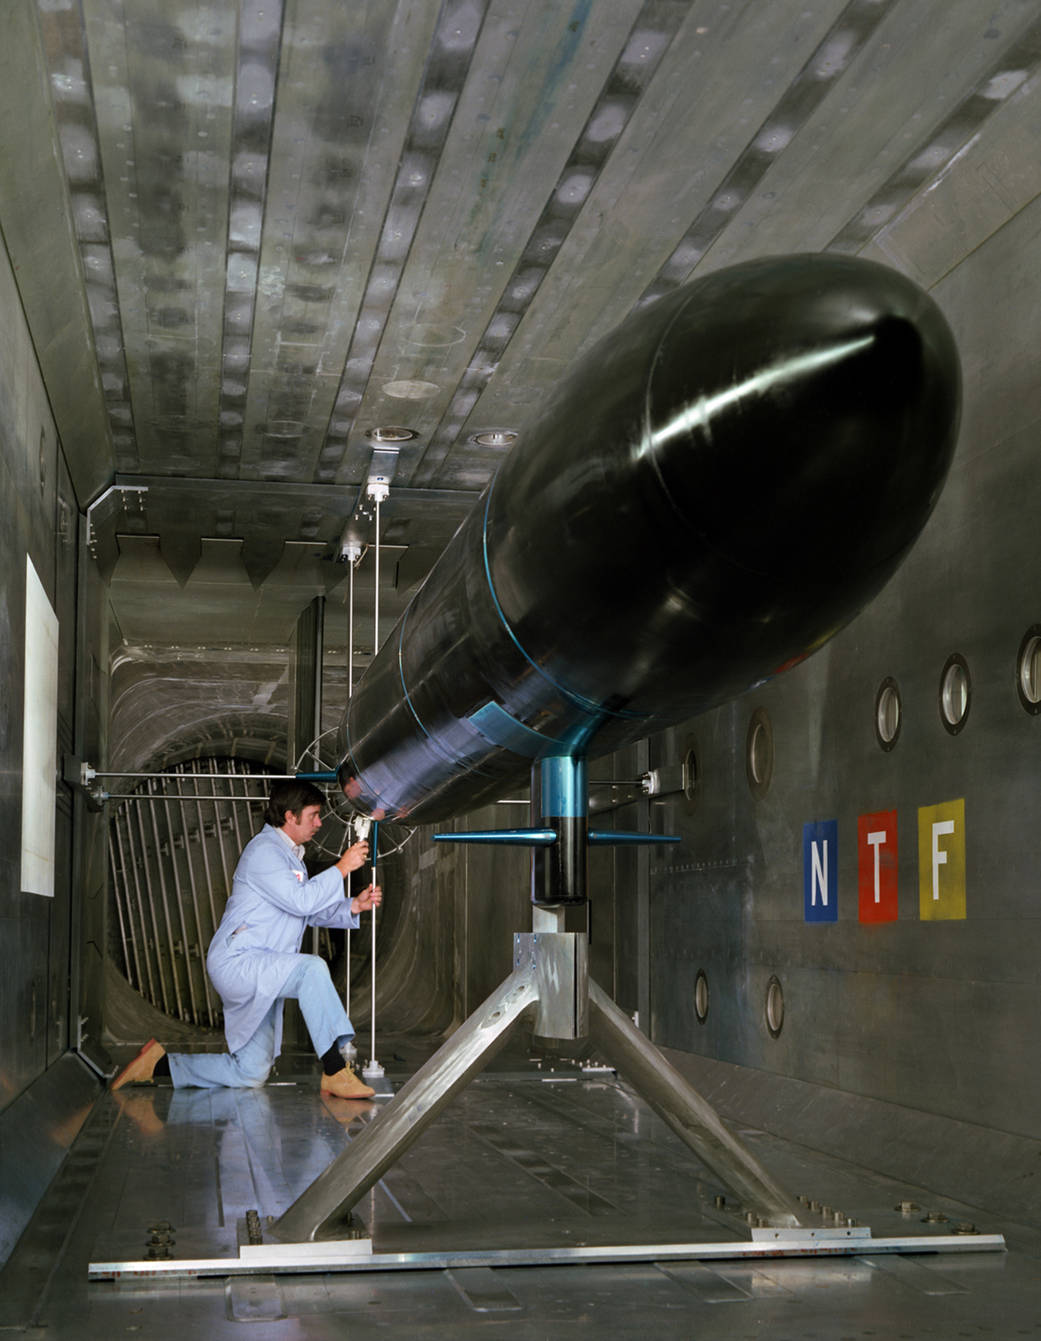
(531, 755, 588, 907)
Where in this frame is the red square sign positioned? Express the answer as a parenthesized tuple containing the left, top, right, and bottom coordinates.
(858, 810, 898, 923)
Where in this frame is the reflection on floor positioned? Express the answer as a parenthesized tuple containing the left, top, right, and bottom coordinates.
(2, 1043, 1039, 1339)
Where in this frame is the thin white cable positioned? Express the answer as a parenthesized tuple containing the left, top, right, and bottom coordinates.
(346, 555, 354, 1025)
(344, 550, 361, 1046)
(363, 491, 385, 1080)
(347, 554, 355, 699)
(368, 825, 380, 1075)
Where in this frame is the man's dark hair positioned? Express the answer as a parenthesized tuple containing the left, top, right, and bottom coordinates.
(264, 780, 326, 828)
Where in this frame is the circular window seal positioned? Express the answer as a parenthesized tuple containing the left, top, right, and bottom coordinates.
(874, 676, 902, 752)
(939, 653, 971, 735)
(694, 969, 709, 1024)
(765, 975, 785, 1039)
(682, 737, 700, 813)
(745, 707, 773, 798)
(1016, 626, 1041, 715)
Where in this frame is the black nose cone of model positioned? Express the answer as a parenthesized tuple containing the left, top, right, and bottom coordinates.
(645, 259, 956, 595)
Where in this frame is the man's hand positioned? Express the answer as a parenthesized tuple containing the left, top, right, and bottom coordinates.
(336, 840, 369, 877)
(351, 883, 382, 914)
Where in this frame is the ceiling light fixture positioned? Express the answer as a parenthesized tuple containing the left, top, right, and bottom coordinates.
(470, 429, 518, 447)
(365, 426, 418, 443)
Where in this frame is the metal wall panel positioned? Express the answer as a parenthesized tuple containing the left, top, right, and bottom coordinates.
(633, 189, 1041, 1141)
(0, 225, 76, 1114)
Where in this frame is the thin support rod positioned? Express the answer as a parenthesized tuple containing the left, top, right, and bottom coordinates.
(131, 802, 168, 1012)
(367, 821, 379, 1072)
(174, 774, 216, 1026)
(348, 555, 355, 698)
(587, 979, 803, 1228)
(108, 826, 135, 989)
(92, 771, 303, 781)
(162, 790, 201, 1024)
(373, 493, 381, 658)
(226, 764, 249, 859)
(122, 806, 157, 1003)
(189, 769, 221, 940)
(345, 927, 352, 1022)
(102, 793, 274, 802)
(364, 509, 382, 1074)
(210, 785, 234, 914)
(344, 555, 357, 1027)
(145, 781, 184, 1019)
(272, 963, 540, 1243)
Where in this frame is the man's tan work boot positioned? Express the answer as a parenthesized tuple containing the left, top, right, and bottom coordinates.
(111, 1038, 166, 1091)
(321, 1064, 375, 1100)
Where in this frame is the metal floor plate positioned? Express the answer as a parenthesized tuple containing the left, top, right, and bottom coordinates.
(1, 1052, 1039, 1339)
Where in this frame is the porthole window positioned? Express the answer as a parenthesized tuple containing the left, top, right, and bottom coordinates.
(745, 707, 773, 797)
(765, 975, 784, 1038)
(874, 677, 901, 751)
(682, 742, 699, 811)
(694, 969, 709, 1024)
(939, 654, 971, 735)
(1016, 626, 1041, 715)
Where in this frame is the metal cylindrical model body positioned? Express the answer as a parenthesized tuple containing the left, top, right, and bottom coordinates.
(339, 254, 960, 822)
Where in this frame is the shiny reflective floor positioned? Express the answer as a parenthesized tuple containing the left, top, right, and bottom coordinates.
(2, 1043, 1039, 1339)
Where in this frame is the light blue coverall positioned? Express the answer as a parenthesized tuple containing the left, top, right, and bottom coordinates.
(166, 824, 360, 1088)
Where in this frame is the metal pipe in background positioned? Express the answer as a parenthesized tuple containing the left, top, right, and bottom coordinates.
(345, 555, 358, 1028)
(172, 774, 216, 1026)
(108, 826, 135, 991)
(366, 822, 379, 1076)
(121, 805, 158, 1004)
(188, 767, 221, 946)
(225, 764, 249, 858)
(93, 771, 302, 780)
(210, 780, 235, 933)
(158, 783, 199, 1013)
(135, 790, 172, 1016)
(145, 779, 186, 1020)
(101, 793, 274, 802)
(118, 810, 148, 998)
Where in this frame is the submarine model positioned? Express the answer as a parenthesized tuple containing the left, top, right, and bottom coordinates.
(337, 253, 961, 876)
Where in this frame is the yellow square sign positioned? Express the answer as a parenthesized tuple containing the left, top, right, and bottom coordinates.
(917, 799, 966, 920)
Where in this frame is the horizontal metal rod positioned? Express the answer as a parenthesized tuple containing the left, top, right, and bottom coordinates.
(432, 828, 557, 845)
(587, 831, 680, 845)
(92, 771, 299, 780)
(102, 793, 268, 803)
(114, 473, 481, 511)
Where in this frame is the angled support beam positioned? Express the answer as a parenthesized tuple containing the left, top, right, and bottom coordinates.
(587, 980, 803, 1228)
(272, 957, 540, 1243)
(272, 930, 804, 1243)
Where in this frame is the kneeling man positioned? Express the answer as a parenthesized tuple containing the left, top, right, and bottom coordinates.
(113, 780, 380, 1099)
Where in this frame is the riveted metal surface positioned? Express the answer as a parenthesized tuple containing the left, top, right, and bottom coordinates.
(2, 1057, 1037, 1336)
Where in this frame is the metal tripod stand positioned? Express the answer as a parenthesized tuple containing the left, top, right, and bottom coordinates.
(272, 754, 804, 1243)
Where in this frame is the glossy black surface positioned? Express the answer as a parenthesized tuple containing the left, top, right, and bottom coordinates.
(339, 255, 960, 822)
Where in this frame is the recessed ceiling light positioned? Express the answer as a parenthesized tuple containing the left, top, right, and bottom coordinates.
(470, 429, 518, 447)
(383, 379, 440, 400)
(365, 426, 418, 443)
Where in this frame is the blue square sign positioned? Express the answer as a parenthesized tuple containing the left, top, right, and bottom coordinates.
(803, 819, 838, 922)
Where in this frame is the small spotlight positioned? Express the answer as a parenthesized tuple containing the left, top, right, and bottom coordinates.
(365, 426, 418, 443)
(470, 429, 518, 447)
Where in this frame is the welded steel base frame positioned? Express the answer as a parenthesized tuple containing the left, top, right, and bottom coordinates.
(87, 1225, 1007, 1281)
(271, 932, 804, 1244)
(87, 932, 1010, 1280)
